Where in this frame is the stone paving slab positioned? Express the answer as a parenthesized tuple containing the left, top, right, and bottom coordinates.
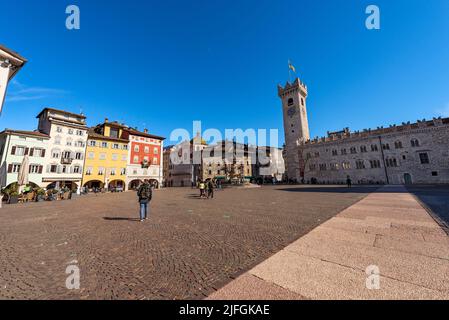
(249, 250, 447, 300)
(286, 235, 449, 291)
(209, 186, 449, 300)
(206, 273, 306, 300)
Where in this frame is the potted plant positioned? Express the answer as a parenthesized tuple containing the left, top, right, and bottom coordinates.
(9, 191, 19, 204)
(35, 188, 46, 202)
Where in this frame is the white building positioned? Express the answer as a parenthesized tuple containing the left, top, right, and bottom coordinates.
(255, 146, 285, 182)
(37, 108, 88, 192)
(0, 129, 50, 189)
(163, 133, 207, 187)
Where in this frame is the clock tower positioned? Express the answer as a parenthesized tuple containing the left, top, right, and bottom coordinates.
(278, 77, 310, 181)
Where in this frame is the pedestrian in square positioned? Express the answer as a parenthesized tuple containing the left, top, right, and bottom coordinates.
(207, 180, 215, 199)
(346, 176, 352, 188)
(137, 179, 152, 222)
(199, 180, 206, 198)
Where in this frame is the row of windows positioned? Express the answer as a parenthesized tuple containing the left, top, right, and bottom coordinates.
(7, 164, 43, 174)
(130, 136, 161, 144)
(47, 164, 82, 174)
(85, 167, 126, 176)
(51, 150, 84, 160)
(287, 98, 305, 107)
(10, 146, 45, 157)
(309, 153, 430, 171)
(53, 136, 85, 148)
(87, 152, 128, 161)
(133, 156, 159, 165)
(55, 127, 85, 136)
(133, 145, 159, 154)
(89, 140, 128, 150)
(308, 139, 422, 159)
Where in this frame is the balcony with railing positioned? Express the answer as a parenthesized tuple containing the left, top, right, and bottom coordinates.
(61, 157, 73, 165)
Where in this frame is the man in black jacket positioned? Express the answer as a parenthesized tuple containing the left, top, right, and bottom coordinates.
(137, 179, 152, 222)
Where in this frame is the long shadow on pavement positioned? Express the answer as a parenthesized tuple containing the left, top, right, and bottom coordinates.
(103, 217, 141, 222)
(406, 185, 449, 232)
(277, 186, 386, 193)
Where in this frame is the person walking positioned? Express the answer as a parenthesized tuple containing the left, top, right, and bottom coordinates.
(346, 176, 352, 188)
(199, 180, 206, 198)
(137, 179, 152, 222)
(207, 180, 215, 199)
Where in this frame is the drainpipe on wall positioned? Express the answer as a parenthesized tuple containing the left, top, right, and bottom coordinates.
(378, 135, 390, 185)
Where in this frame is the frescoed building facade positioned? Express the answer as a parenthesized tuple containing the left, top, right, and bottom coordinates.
(0, 130, 50, 189)
(37, 108, 88, 193)
(82, 120, 129, 190)
(124, 128, 164, 189)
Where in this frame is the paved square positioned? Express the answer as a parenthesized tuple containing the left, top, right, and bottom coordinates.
(0, 185, 375, 300)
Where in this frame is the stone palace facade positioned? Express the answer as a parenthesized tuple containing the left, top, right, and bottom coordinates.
(279, 78, 449, 185)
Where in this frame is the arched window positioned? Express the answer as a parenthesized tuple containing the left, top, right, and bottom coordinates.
(411, 139, 419, 147)
(301, 98, 305, 106)
(288, 98, 294, 106)
(395, 141, 403, 149)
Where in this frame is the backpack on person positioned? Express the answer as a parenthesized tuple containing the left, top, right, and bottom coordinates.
(138, 183, 152, 201)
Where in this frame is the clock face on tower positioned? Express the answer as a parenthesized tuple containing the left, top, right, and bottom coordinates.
(287, 106, 296, 117)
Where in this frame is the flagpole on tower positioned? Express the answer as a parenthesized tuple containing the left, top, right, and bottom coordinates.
(288, 59, 297, 83)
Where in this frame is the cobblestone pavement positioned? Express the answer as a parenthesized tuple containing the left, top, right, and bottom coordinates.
(0, 185, 376, 300)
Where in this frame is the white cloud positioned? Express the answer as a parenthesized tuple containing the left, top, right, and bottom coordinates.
(6, 80, 68, 102)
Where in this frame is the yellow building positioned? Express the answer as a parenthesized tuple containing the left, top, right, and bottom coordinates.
(82, 120, 129, 191)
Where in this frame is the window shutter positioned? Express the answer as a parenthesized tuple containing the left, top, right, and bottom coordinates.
(29, 148, 34, 157)
(7, 164, 13, 173)
(46, 165, 50, 173)
(24, 148, 29, 155)
(41, 149, 46, 158)
(11, 146, 16, 155)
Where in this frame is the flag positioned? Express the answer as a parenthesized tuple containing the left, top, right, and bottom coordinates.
(288, 61, 296, 73)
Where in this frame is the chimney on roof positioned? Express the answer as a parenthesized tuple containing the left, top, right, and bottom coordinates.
(105, 118, 109, 123)
(144, 129, 148, 133)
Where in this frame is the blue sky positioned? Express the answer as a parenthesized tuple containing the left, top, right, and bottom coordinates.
(1, 0, 449, 146)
